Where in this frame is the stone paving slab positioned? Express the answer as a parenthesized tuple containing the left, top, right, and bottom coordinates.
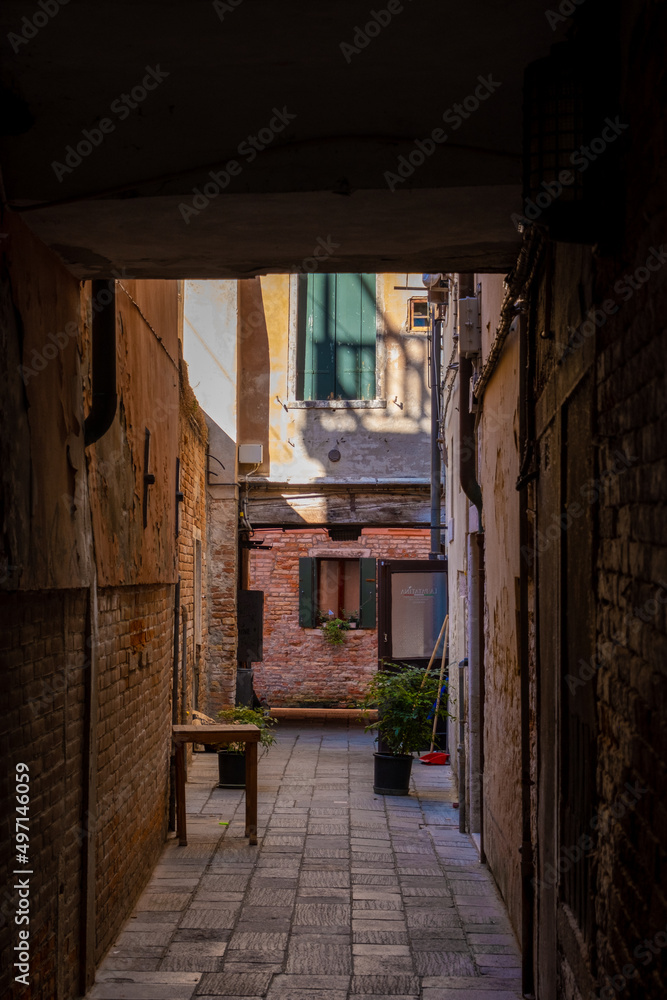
(89, 726, 522, 1000)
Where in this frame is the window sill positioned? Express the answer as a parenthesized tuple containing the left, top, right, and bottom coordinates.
(302, 626, 371, 632)
(287, 399, 387, 410)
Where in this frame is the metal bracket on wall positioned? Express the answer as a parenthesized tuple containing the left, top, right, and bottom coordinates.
(143, 428, 156, 528)
(175, 457, 184, 537)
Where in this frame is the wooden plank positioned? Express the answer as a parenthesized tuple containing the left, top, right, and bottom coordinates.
(172, 724, 260, 745)
(245, 741, 258, 846)
(269, 707, 377, 721)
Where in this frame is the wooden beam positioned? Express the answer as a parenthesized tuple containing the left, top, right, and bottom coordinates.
(247, 490, 431, 527)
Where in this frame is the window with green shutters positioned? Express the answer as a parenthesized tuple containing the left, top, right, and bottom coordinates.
(299, 557, 376, 629)
(296, 273, 377, 400)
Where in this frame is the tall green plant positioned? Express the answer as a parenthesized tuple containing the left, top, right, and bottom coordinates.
(216, 706, 277, 754)
(363, 664, 450, 756)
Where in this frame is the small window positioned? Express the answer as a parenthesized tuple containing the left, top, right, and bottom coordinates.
(409, 297, 429, 332)
(299, 556, 376, 629)
(318, 558, 359, 621)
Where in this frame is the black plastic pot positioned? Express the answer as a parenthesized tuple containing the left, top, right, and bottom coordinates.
(218, 751, 246, 788)
(373, 752, 413, 795)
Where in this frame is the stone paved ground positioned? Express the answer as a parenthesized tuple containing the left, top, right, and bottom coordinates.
(90, 724, 522, 1000)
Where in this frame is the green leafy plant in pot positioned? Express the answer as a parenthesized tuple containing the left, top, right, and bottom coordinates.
(363, 663, 450, 795)
(318, 610, 351, 646)
(216, 706, 277, 788)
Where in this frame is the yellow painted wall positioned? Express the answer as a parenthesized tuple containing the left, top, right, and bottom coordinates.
(237, 273, 432, 485)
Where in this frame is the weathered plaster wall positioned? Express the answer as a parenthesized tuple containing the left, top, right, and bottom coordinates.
(442, 278, 469, 779)
(477, 308, 522, 937)
(88, 279, 180, 588)
(237, 273, 431, 486)
(183, 280, 238, 484)
(442, 271, 522, 940)
(1, 211, 92, 592)
(249, 528, 431, 705)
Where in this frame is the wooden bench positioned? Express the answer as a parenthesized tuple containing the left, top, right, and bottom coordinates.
(172, 724, 260, 846)
(269, 707, 377, 722)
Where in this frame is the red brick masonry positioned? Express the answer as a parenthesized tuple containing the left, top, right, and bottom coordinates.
(249, 527, 431, 706)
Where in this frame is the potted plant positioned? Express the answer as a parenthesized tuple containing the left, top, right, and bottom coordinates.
(216, 706, 277, 787)
(319, 610, 351, 646)
(363, 663, 450, 795)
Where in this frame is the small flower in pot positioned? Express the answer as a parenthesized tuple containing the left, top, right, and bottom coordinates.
(319, 609, 351, 646)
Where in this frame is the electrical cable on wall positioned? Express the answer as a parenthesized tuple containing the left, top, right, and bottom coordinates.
(240, 462, 261, 532)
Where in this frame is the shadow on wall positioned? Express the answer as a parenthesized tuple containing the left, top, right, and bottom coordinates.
(238, 273, 432, 489)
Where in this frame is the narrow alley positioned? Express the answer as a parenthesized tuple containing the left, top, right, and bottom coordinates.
(1, 3, 666, 1000)
(92, 725, 522, 1000)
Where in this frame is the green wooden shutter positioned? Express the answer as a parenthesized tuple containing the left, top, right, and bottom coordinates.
(299, 557, 317, 627)
(336, 273, 376, 400)
(336, 273, 362, 399)
(298, 274, 376, 400)
(359, 273, 377, 400)
(295, 275, 308, 400)
(359, 557, 376, 629)
(302, 273, 336, 400)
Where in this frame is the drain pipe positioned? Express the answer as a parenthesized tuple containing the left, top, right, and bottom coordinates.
(84, 280, 117, 447)
(172, 581, 181, 726)
(467, 534, 482, 839)
(458, 355, 482, 525)
(458, 659, 467, 833)
(169, 580, 181, 831)
(477, 533, 486, 864)
(181, 606, 188, 724)
(459, 324, 485, 852)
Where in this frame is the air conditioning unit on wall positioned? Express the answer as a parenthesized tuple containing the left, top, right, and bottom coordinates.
(238, 444, 263, 465)
(458, 297, 481, 357)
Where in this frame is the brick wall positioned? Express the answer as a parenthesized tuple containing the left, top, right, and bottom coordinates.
(207, 496, 238, 712)
(177, 357, 209, 720)
(0, 589, 88, 1000)
(93, 583, 173, 964)
(0, 583, 177, 997)
(248, 527, 431, 706)
(527, 5, 667, 995)
(589, 8, 667, 989)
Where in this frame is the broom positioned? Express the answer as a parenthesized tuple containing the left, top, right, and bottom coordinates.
(419, 614, 449, 689)
(420, 615, 450, 764)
